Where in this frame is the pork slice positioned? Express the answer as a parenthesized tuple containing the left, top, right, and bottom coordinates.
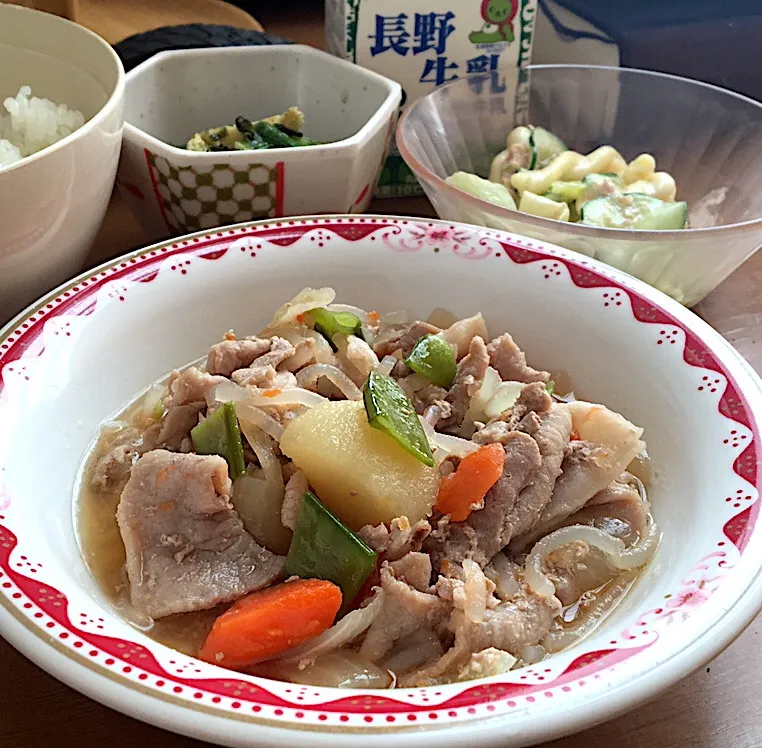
(91, 426, 157, 491)
(388, 552, 433, 592)
(116, 449, 284, 619)
(357, 523, 390, 554)
(357, 517, 432, 561)
(399, 585, 560, 686)
(281, 469, 308, 531)
(231, 336, 296, 383)
(374, 321, 441, 359)
(206, 337, 271, 377)
(231, 365, 277, 388)
(501, 402, 572, 540)
(472, 381, 552, 444)
(157, 367, 227, 449)
(280, 338, 317, 373)
(511, 402, 646, 551)
(487, 333, 550, 383)
(558, 478, 647, 545)
(424, 431, 542, 570)
(359, 563, 450, 662)
(542, 540, 620, 606)
(168, 366, 228, 405)
(399, 378, 452, 426)
(439, 336, 489, 429)
(451, 648, 517, 682)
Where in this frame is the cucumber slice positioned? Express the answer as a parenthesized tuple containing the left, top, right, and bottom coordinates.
(530, 127, 567, 169)
(580, 193, 688, 230)
(543, 180, 585, 203)
(446, 172, 517, 210)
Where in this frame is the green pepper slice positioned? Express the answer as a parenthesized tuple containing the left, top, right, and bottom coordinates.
(404, 334, 457, 388)
(546, 380, 555, 396)
(284, 491, 377, 613)
(363, 371, 435, 467)
(190, 401, 246, 479)
(308, 308, 362, 347)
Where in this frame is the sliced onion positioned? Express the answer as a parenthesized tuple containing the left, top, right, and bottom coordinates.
(236, 402, 284, 441)
(627, 452, 653, 486)
(100, 419, 128, 435)
(140, 383, 166, 420)
(382, 310, 408, 326)
(376, 355, 397, 377)
(326, 303, 370, 324)
(237, 419, 283, 485)
(332, 334, 377, 387)
(268, 287, 336, 328)
(419, 416, 479, 459)
(247, 387, 328, 409)
(214, 379, 328, 410)
(484, 381, 525, 420)
(265, 652, 393, 688)
(210, 380, 248, 404)
(295, 364, 362, 401)
(524, 522, 661, 598)
(307, 330, 337, 365)
(543, 570, 638, 653)
(462, 559, 488, 623)
(442, 313, 488, 359)
(423, 404, 443, 427)
(518, 644, 546, 665)
(464, 366, 501, 423)
(485, 553, 521, 600)
(398, 373, 430, 397)
(383, 629, 444, 676)
(231, 472, 290, 554)
(427, 307, 457, 329)
(276, 590, 385, 664)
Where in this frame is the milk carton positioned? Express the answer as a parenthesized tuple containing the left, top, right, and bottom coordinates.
(326, 0, 538, 197)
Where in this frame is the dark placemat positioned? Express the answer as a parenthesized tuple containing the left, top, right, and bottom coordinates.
(114, 24, 292, 72)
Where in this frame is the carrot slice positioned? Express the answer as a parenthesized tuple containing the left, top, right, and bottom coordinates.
(198, 579, 342, 669)
(435, 443, 505, 522)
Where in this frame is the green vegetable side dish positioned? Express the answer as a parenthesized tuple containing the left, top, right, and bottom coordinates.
(284, 491, 378, 613)
(363, 371, 435, 467)
(185, 106, 322, 152)
(307, 308, 363, 347)
(404, 334, 457, 388)
(190, 401, 246, 479)
(445, 124, 688, 231)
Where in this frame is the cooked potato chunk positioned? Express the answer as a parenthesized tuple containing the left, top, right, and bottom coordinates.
(279, 400, 439, 529)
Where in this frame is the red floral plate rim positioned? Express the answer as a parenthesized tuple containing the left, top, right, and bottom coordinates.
(0, 216, 760, 741)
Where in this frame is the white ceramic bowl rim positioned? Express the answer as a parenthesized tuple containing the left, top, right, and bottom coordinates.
(397, 64, 762, 239)
(0, 216, 761, 748)
(123, 45, 402, 158)
(0, 4, 125, 177)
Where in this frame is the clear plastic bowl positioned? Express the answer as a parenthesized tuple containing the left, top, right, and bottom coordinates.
(396, 65, 762, 306)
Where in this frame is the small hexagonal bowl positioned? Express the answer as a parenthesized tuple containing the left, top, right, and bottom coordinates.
(117, 45, 401, 242)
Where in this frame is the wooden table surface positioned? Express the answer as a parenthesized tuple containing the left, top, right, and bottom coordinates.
(2, 2, 761, 747)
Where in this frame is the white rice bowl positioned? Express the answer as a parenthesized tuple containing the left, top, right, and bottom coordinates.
(0, 85, 85, 168)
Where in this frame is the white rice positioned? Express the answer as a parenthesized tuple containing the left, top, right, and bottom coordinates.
(0, 86, 85, 169)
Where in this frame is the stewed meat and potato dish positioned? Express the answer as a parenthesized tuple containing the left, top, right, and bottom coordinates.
(79, 288, 659, 688)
